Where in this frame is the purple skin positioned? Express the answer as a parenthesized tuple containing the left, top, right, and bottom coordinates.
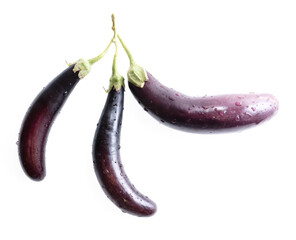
(92, 87, 156, 217)
(18, 65, 80, 180)
(129, 71, 279, 133)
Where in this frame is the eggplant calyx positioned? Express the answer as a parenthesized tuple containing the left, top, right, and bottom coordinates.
(127, 63, 148, 88)
(73, 58, 92, 79)
(107, 74, 125, 92)
(116, 34, 148, 88)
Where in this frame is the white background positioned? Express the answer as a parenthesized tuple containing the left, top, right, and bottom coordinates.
(1, 0, 295, 239)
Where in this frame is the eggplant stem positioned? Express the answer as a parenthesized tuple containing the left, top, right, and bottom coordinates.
(88, 40, 113, 65)
(114, 22, 147, 88)
(111, 14, 120, 76)
(117, 34, 135, 65)
(88, 14, 118, 65)
(106, 14, 125, 92)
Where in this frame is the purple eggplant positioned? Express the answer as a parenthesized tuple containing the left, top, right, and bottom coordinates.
(128, 72, 279, 133)
(18, 65, 81, 180)
(92, 86, 156, 217)
(17, 34, 115, 181)
(117, 35, 278, 133)
(92, 38, 156, 216)
(18, 56, 98, 181)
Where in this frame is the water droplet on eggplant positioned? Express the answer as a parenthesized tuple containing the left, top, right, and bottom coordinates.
(244, 112, 252, 118)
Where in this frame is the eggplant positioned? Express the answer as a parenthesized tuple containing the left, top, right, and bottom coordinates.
(92, 86, 156, 217)
(117, 35, 279, 133)
(92, 38, 156, 216)
(18, 18, 120, 181)
(128, 72, 279, 133)
(18, 59, 93, 180)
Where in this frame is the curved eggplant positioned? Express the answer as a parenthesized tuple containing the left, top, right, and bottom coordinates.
(18, 65, 81, 180)
(128, 72, 279, 133)
(92, 87, 156, 217)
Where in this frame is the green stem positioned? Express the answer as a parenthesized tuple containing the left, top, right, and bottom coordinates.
(112, 41, 119, 75)
(116, 34, 148, 88)
(117, 34, 135, 65)
(89, 14, 118, 65)
(88, 40, 113, 65)
(111, 14, 119, 75)
(73, 14, 117, 79)
(107, 14, 124, 92)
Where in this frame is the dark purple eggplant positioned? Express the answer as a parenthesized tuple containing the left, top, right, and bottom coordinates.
(18, 56, 98, 181)
(92, 87, 156, 217)
(117, 35, 279, 133)
(18, 64, 81, 180)
(18, 18, 119, 181)
(92, 40, 156, 216)
(128, 72, 279, 132)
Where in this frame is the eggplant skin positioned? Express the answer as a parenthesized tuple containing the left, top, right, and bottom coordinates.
(18, 65, 80, 180)
(92, 88, 156, 217)
(129, 71, 279, 133)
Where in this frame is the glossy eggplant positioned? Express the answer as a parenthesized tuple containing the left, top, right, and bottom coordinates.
(18, 65, 80, 180)
(92, 87, 156, 217)
(129, 71, 279, 133)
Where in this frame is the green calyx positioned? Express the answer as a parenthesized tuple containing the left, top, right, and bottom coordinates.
(67, 14, 147, 91)
(73, 58, 92, 79)
(127, 63, 148, 88)
(117, 34, 147, 88)
(106, 41, 125, 92)
(107, 73, 125, 92)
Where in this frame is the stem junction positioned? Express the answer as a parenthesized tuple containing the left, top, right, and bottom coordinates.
(106, 14, 125, 92)
(71, 13, 147, 88)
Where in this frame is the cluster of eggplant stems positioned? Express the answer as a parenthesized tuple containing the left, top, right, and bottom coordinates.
(18, 15, 279, 217)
